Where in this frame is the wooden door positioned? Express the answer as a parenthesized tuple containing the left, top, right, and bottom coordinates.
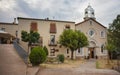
(89, 48, 94, 58)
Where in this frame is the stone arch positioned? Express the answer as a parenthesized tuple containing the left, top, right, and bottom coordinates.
(89, 41, 96, 47)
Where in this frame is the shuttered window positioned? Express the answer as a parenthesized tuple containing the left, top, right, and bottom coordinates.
(30, 22, 38, 31)
(50, 23, 56, 33)
(65, 24, 70, 30)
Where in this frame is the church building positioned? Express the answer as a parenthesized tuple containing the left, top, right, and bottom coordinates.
(75, 5, 107, 59)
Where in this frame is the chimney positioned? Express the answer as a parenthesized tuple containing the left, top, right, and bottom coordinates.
(45, 17, 49, 20)
(46, 17, 49, 20)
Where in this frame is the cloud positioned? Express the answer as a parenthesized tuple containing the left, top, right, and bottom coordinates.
(0, 0, 120, 27)
(0, 0, 29, 22)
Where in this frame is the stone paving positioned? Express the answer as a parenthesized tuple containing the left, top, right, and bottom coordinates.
(0, 44, 120, 75)
(0, 44, 27, 75)
(37, 59, 120, 75)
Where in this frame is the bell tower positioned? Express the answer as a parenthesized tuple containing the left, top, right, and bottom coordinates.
(84, 4, 96, 20)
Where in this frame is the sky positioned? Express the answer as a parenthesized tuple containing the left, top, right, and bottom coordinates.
(0, 0, 120, 27)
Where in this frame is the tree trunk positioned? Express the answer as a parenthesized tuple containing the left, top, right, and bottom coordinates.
(28, 42, 31, 55)
(71, 50, 74, 60)
(110, 52, 113, 61)
(107, 53, 110, 65)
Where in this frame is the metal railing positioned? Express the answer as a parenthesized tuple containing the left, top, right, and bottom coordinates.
(13, 39, 28, 64)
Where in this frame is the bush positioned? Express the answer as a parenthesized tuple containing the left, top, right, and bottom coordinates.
(57, 54, 65, 63)
(29, 46, 46, 66)
(43, 46, 48, 56)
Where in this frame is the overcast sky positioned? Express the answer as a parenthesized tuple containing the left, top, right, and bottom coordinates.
(0, 0, 120, 27)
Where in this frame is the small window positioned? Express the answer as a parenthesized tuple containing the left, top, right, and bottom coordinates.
(90, 20, 92, 25)
(101, 31, 105, 38)
(101, 44, 104, 53)
(67, 49, 69, 54)
(50, 48, 55, 56)
(78, 48, 82, 54)
(78, 48, 80, 53)
(0, 28, 5, 31)
(65, 24, 70, 30)
(85, 11, 88, 14)
(39, 36, 43, 46)
(50, 35, 55, 45)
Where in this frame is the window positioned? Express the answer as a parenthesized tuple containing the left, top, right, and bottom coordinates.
(39, 36, 43, 46)
(78, 48, 80, 53)
(67, 49, 69, 54)
(50, 35, 55, 45)
(101, 31, 105, 38)
(0, 28, 5, 31)
(92, 12, 94, 15)
(30, 22, 38, 31)
(89, 30, 95, 37)
(90, 20, 92, 25)
(50, 23, 56, 33)
(85, 11, 88, 14)
(65, 24, 70, 30)
(78, 48, 82, 54)
(50, 48, 55, 56)
(101, 44, 104, 53)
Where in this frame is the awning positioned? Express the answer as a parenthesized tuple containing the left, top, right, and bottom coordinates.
(0, 31, 15, 38)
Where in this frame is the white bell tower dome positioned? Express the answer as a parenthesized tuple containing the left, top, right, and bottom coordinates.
(84, 4, 96, 20)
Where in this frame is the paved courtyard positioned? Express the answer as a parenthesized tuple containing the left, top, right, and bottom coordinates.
(37, 59, 120, 75)
(0, 44, 120, 75)
(0, 44, 27, 75)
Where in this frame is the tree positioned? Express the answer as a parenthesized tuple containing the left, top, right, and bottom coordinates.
(43, 46, 48, 56)
(108, 15, 120, 54)
(21, 30, 40, 54)
(106, 29, 116, 60)
(29, 46, 46, 66)
(106, 43, 115, 60)
(59, 29, 88, 60)
(107, 15, 120, 68)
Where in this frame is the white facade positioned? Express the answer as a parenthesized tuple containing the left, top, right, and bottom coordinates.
(75, 5, 107, 59)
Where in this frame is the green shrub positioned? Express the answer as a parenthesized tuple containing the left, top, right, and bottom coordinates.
(43, 46, 48, 56)
(29, 46, 46, 66)
(57, 54, 65, 63)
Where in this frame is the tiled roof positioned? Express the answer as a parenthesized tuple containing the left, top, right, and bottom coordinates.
(0, 22, 18, 25)
(17, 17, 75, 23)
(75, 18, 107, 28)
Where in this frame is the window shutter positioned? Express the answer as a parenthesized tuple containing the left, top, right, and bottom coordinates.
(30, 22, 38, 31)
(65, 24, 70, 29)
(50, 23, 56, 33)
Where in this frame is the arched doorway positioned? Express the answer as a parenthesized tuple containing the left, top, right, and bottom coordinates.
(88, 41, 96, 58)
